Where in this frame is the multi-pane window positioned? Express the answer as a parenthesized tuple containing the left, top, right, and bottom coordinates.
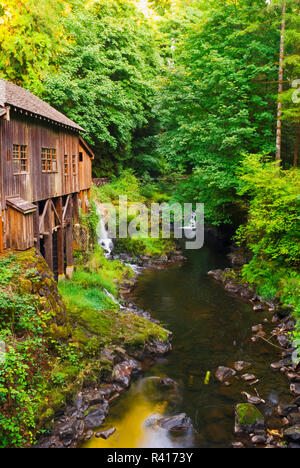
(72, 155, 77, 175)
(13, 144, 28, 174)
(64, 155, 69, 175)
(41, 148, 57, 172)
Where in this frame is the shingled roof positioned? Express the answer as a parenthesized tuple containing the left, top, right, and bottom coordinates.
(0, 78, 85, 132)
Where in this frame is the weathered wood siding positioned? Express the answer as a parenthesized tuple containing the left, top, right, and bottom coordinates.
(0, 112, 80, 210)
(6, 207, 35, 250)
(78, 143, 93, 191)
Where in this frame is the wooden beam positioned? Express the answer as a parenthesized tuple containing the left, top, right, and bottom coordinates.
(0, 214, 4, 253)
(55, 197, 65, 280)
(33, 203, 40, 251)
(44, 200, 53, 272)
(65, 196, 74, 279)
(50, 200, 62, 226)
(62, 195, 71, 221)
(39, 199, 50, 233)
(73, 193, 79, 224)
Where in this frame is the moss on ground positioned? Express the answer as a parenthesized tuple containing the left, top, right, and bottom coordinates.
(0, 247, 168, 448)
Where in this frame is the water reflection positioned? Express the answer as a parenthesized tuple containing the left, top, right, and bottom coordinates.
(84, 246, 290, 448)
(83, 378, 195, 448)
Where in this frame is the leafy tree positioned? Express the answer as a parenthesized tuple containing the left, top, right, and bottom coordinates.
(0, 0, 66, 95)
(157, 0, 281, 225)
(279, 0, 300, 167)
(43, 0, 163, 175)
(236, 153, 300, 319)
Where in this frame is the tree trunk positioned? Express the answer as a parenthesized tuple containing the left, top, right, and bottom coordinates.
(294, 123, 299, 168)
(275, 0, 286, 164)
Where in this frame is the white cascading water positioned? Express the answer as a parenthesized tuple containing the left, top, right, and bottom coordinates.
(96, 206, 114, 256)
(180, 211, 197, 239)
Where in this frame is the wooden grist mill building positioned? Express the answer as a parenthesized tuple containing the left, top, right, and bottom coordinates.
(0, 78, 94, 280)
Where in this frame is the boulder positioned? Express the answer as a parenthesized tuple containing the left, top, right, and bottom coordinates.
(95, 427, 116, 440)
(291, 384, 300, 397)
(215, 366, 236, 383)
(251, 435, 266, 445)
(84, 407, 107, 430)
(234, 361, 251, 372)
(234, 403, 265, 435)
(277, 334, 290, 349)
(286, 372, 300, 383)
(241, 392, 265, 405)
(284, 425, 300, 443)
(278, 403, 298, 417)
(82, 430, 94, 441)
(271, 358, 291, 371)
(224, 281, 240, 294)
(158, 377, 178, 388)
(241, 373, 256, 382)
(145, 340, 172, 357)
(231, 441, 244, 448)
(110, 359, 142, 388)
(293, 396, 300, 407)
(288, 413, 300, 426)
(207, 270, 223, 282)
(83, 389, 104, 406)
(58, 422, 75, 441)
(157, 413, 193, 433)
(252, 324, 263, 333)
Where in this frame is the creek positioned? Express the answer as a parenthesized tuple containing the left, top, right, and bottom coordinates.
(84, 243, 290, 448)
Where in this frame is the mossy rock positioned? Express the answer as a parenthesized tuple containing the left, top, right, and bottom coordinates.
(38, 408, 55, 431)
(236, 403, 263, 425)
(49, 390, 67, 414)
(235, 403, 264, 435)
(19, 278, 32, 293)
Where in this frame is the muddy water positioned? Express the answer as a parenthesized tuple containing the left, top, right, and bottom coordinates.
(84, 246, 290, 448)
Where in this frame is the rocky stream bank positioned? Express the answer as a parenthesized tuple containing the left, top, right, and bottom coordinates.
(35, 251, 187, 449)
(208, 263, 300, 449)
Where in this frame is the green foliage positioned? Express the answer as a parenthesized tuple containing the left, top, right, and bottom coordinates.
(236, 154, 300, 269)
(235, 154, 300, 348)
(0, 0, 66, 95)
(0, 245, 168, 448)
(95, 169, 146, 204)
(279, 1, 300, 124)
(43, 0, 163, 175)
(157, 0, 282, 225)
(93, 170, 176, 258)
(80, 200, 99, 244)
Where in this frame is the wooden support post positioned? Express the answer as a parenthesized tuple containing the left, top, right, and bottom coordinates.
(79, 191, 86, 215)
(66, 196, 74, 279)
(55, 197, 65, 281)
(73, 192, 79, 225)
(44, 200, 53, 272)
(0, 214, 3, 253)
(33, 203, 40, 251)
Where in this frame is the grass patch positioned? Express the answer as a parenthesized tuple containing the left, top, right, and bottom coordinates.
(0, 247, 168, 448)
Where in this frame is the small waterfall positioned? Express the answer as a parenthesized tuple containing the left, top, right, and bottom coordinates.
(104, 288, 125, 310)
(182, 211, 197, 231)
(96, 206, 114, 256)
(126, 263, 143, 275)
(181, 211, 197, 239)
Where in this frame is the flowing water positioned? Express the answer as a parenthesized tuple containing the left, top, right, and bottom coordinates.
(84, 244, 290, 448)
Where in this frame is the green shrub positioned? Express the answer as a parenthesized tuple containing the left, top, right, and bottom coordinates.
(236, 154, 300, 349)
